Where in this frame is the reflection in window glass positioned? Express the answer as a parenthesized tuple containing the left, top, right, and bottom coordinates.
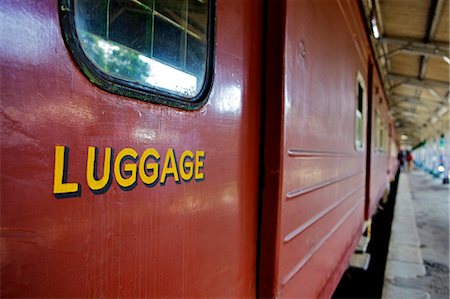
(153, 16, 183, 68)
(74, 0, 209, 98)
(355, 72, 366, 151)
(374, 108, 388, 152)
(375, 110, 380, 149)
(381, 120, 388, 151)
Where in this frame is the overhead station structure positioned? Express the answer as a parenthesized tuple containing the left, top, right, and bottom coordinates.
(361, 0, 449, 147)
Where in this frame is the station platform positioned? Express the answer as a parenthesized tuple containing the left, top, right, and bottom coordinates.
(382, 170, 449, 299)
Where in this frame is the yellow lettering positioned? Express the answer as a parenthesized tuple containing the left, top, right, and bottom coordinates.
(194, 150, 205, 180)
(114, 148, 138, 189)
(54, 145, 205, 197)
(86, 146, 112, 192)
(53, 145, 79, 195)
(160, 148, 180, 185)
(179, 150, 194, 181)
(139, 148, 160, 186)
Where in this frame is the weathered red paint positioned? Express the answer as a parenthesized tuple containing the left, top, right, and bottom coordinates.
(1, 0, 398, 298)
(1, 0, 262, 297)
(259, 1, 376, 298)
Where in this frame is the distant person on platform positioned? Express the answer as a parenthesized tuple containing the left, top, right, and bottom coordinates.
(406, 151, 413, 172)
(398, 151, 404, 172)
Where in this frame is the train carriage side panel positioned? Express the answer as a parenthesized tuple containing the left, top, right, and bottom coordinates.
(367, 65, 391, 218)
(0, 0, 263, 297)
(259, 0, 371, 297)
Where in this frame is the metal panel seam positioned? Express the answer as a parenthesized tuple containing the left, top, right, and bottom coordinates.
(286, 171, 364, 199)
(287, 149, 361, 158)
(281, 200, 363, 286)
(283, 183, 365, 243)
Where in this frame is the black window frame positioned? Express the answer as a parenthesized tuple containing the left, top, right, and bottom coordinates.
(59, 0, 216, 111)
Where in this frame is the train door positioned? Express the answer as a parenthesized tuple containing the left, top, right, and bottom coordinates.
(0, 0, 263, 297)
(259, 1, 369, 298)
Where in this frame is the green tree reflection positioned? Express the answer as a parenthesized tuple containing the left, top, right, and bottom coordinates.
(79, 31, 149, 85)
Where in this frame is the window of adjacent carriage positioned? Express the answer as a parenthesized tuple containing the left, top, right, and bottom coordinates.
(374, 110, 380, 150)
(379, 119, 384, 151)
(374, 109, 387, 153)
(381, 121, 388, 151)
(74, 0, 209, 98)
(355, 73, 366, 151)
(390, 140, 397, 158)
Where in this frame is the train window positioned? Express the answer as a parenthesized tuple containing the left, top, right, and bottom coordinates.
(381, 121, 388, 151)
(375, 110, 380, 151)
(374, 109, 387, 153)
(390, 140, 397, 158)
(379, 120, 384, 151)
(59, 0, 215, 110)
(355, 72, 366, 151)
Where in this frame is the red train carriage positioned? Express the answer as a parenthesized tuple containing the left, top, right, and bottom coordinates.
(2, 0, 262, 297)
(0, 0, 397, 298)
(259, 1, 371, 297)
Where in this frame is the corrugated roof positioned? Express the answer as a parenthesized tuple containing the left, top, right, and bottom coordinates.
(361, 0, 449, 147)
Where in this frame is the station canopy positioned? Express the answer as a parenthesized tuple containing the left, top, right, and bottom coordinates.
(361, 0, 449, 147)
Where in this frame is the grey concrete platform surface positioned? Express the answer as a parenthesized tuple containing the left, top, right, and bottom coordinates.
(382, 170, 449, 299)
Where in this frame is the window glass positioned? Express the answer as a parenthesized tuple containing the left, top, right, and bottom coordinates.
(390, 140, 397, 158)
(379, 119, 384, 151)
(382, 121, 388, 151)
(375, 110, 380, 150)
(374, 109, 387, 152)
(74, 0, 210, 99)
(355, 72, 366, 151)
